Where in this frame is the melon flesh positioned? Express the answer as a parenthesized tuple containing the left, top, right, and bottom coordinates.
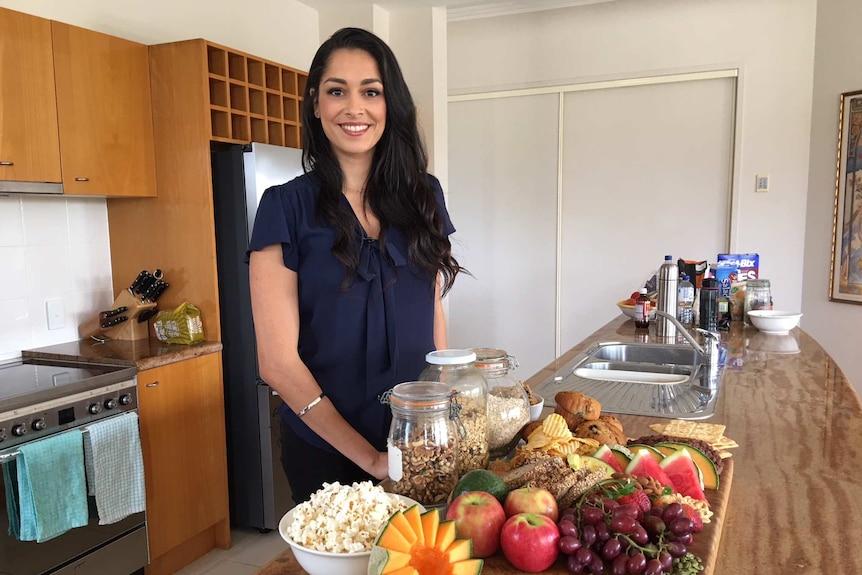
(625, 449, 676, 490)
(594, 444, 624, 473)
(659, 450, 708, 502)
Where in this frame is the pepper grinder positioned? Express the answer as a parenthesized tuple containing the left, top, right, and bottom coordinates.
(656, 255, 679, 339)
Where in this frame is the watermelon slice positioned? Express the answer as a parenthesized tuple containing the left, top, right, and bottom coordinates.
(659, 449, 707, 502)
(593, 444, 623, 473)
(625, 450, 676, 490)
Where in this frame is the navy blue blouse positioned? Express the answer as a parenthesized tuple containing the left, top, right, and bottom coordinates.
(246, 172, 455, 452)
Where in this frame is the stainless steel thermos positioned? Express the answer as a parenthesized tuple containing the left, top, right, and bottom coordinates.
(656, 255, 679, 338)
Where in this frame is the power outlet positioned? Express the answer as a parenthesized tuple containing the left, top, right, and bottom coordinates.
(755, 174, 770, 193)
(46, 299, 65, 330)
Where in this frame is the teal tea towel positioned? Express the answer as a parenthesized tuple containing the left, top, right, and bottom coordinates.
(17, 430, 89, 542)
(2, 459, 21, 537)
(83, 412, 146, 525)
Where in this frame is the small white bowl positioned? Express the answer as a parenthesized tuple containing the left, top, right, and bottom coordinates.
(747, 310, 803, 335)
(617, 300, 657, 321)
(278, 494, 423, 575)
(529, 395, 545, 422)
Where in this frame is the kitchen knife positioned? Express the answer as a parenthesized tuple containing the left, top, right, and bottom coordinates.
(129, 270, 149, 294)
(100, 306, 128, 320)
(149, 280, 169, 302)
(137, 308, 158, 323)
(142, 280, 162, 302)
(101, 315, 128, 329)
(136, 274, 156, 296)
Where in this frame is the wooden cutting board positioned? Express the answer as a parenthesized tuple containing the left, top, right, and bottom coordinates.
(254, 458, 733, 575)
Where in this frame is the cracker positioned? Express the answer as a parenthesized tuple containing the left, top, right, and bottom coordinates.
(711, 436, 739, 450)
(655, 420, 726, 444)
(718, 450, 733, 459)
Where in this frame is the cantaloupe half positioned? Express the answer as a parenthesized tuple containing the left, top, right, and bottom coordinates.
(369, 507, 484, 575)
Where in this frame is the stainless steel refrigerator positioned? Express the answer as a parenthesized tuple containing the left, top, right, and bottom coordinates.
(211, 142, 304, 530)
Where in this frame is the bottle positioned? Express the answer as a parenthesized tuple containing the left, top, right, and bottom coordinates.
(418, 350, 489, 472)
(699, 278, 719, 332)
(385, 381, 460, 506)
(656, 255, 679, 338)
(635, 288, 651, 329)
(472, 348, 530, 459)
(677, 275, 695, 327)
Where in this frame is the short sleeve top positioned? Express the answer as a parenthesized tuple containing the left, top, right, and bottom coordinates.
(246, 172, 456, 452)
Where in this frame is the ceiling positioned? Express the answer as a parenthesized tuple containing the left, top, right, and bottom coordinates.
(300, 0, 614, 21)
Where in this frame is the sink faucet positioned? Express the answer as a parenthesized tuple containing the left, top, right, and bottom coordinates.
(654, 310, 721, 366)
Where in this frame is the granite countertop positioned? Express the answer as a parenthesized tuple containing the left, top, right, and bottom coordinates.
(23, 338, 222, 371)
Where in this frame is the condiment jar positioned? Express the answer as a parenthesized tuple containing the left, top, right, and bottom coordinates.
(384, 381, 461, 506)
(744, 279, 772, 326)
(472, 348, 529, 459)
(418, 350, 490, 472)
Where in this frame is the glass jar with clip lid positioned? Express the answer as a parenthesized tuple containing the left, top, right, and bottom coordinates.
(418, 350, 490, 472)
(472, 348, 529, 459)
(382, 381, 464, 506)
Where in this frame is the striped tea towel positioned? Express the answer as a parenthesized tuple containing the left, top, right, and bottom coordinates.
(17, 430, 89, 542)
(83, 412, 146, 525)
(2, 459, 21, 538)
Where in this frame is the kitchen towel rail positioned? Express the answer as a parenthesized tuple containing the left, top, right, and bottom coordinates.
(0, 427, 94, 461)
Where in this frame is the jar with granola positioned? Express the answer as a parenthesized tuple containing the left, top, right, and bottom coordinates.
(419, 350, 489, 472)
(473, 348, 530, 459)
(384, 381, 461, 506)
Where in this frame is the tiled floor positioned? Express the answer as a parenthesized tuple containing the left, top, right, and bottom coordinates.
(174, 527, 287, 575)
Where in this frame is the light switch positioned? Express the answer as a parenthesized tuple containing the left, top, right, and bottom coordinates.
(756, 174, 769, 193)
(46, 299, 65, 330)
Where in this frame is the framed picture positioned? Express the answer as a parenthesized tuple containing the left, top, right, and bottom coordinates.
(830, 89, 862, 303)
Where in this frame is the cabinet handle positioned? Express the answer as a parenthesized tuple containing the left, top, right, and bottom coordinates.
(74, 177, 89, 182)
(0, 161, 13, 166)
(146, 381, 160, 387)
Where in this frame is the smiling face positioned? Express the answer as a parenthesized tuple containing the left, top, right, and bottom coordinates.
(314, 48, 386, 169)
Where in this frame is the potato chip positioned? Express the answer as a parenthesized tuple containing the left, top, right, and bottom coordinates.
(525, 430, 555, 450)
(549, 440, 582, 457)
(541, 413, 572, 439)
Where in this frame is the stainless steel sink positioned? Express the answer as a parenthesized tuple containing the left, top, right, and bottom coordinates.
(533, 341, 724, 420)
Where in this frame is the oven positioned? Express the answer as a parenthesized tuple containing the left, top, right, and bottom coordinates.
(0, 358, 147, 575)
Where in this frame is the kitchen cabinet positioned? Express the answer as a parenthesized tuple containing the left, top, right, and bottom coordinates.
(137, 352, 230, 575)
(52, 20, 157, 197)
(0, 8, 62, 185)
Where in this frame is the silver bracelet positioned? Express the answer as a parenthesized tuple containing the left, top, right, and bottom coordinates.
(296, 393, 325, 418)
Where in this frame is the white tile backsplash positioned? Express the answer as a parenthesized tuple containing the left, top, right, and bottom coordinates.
(0, 196, 113, 359)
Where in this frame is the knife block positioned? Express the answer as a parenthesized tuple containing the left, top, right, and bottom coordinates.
(78, 289, 158, 342)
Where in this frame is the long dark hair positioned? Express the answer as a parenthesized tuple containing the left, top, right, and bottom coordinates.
(301, 27, 465, 295)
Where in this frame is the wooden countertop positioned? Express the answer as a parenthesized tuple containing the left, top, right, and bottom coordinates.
(255, 316, 862, 574)
(23, 338, 222, 371)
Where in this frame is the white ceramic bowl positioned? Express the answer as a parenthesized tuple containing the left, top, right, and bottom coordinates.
(747, 310, 803, 335)
(278, 494, 423, 575)
(617, 300, 657, 321)
(529, 395, 545, 422)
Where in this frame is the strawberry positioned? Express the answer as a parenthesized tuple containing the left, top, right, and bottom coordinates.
(617, 490, 651, 520)
(681, 504, 704, 532)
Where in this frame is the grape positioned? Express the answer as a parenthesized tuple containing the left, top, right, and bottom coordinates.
(627, 552, 647, 574)
(567, 553, 587, 574)
(582, 506, 605, 525)
(561, 513, 577, 524)
(644, 558, 664, 575)
(630, 524, 649, 545)
(588, 553, 605, 574)
(563, 506, 577, 516)
(643, 515, 666, 537)
(609, 515, 638, 535)
(602, 538, 622, 560)
(666, 541, 687, 558)
(612, 504, 638, 519)
(581, 524, 597, 546)
(661, 502, 684, 523)
(669, 517, 694, 536)
(559, 519, 579, 538)
(611, 554, 629, 575)
(672, 532, 694, 545)
(575, 547, 595, 566)
(648, 507, 664, 518)
(595, 521, 611, 542)
(559, 535, 582, 555)
(658, 551, 673, 571)
(602, 497, 619, 510)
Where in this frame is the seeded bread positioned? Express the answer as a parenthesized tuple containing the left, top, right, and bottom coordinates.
(500, 456, 566, 491)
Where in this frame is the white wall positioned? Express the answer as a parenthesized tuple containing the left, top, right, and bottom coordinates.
(803, 0, 862, 394)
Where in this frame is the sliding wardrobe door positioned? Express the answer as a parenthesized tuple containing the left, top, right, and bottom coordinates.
(558, 77, 735, 351)
(448, 94, 559, 378)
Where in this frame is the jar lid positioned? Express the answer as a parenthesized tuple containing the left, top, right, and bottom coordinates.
(425, 349, 477, 365)
(748, 279, 770, 286)
(472, 347, 507, 363)
(390, 381, 453, 408)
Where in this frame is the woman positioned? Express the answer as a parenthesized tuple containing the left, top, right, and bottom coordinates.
(246, 28, 465, 503)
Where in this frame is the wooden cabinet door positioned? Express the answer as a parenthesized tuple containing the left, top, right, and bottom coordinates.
(137, 353, 229, 560)
(52, 21, 157, 197)
(0, 8, 61, 183)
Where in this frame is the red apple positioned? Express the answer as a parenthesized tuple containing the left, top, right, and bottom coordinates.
(445, 491, 507, 557)
(500, 512, 560, 572)
(503, 486, 559, 521)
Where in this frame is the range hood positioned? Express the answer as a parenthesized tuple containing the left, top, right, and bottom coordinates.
(0, 180, 63, 194)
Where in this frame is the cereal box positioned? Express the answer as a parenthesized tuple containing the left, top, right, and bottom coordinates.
(717, 253, 759, 281)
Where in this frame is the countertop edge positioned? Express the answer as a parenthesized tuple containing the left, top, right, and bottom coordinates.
(23, 339, 223, 371)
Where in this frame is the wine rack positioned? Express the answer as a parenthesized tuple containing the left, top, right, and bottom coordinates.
(205, 41, 307, 148)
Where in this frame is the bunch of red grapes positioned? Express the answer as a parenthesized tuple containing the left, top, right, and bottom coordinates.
(556, 490, 701, 575)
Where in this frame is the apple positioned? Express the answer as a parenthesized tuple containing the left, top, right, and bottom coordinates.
(500, 512, 560, 572)
(445, 491, 507, 558)
(503, 486, 559, 521)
